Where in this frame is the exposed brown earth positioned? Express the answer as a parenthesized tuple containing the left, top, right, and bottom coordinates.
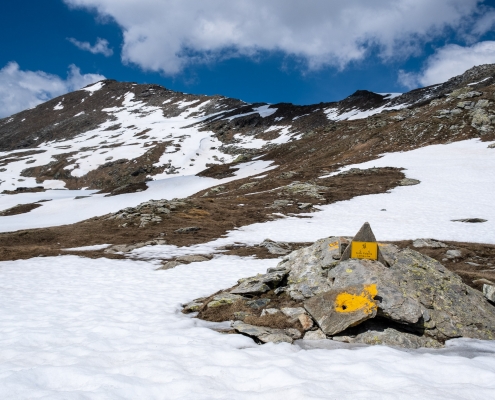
(0, 202, 41, 216)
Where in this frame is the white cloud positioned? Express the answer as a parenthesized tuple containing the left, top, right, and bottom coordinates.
(68, 37, 113, 56)
(398, 41, 495, 89)
(0, 62, 105, 118)
(64, 0, 488, 75)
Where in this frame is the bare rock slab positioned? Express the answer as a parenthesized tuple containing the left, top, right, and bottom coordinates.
(304, 285, 378, 335)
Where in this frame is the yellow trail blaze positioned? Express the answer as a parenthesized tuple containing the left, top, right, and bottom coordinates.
(334, 284, 378, 314)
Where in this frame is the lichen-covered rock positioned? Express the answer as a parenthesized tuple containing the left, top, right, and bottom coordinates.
(207, 293, 247, 308)
(189, 235, 495, 349)
(182, 299, 205, 313)
(283, 236, 346, 300)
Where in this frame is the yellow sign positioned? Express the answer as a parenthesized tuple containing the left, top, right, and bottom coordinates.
(350, 241, 378, 260)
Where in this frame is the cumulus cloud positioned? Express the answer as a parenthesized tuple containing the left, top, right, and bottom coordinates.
(398, 41, 495, 89)
(64, 0, 489, 75)
(0, 62, 105, 118)
(68, 37, 113, 56)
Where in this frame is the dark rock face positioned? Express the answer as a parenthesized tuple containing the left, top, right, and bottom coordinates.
(185, 236, 495, 348)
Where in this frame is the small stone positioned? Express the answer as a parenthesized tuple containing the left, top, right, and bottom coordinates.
(182, 299, 205, 313)
(246, 298, 271, 309)
(258, 333, 293, 344)
(207, 293, 246, 308)
(298, 202, 313, 210)
(175, 226, 201, 233)
(176, 255, 210, 263)
(260, 239, 292, 255)
(155, 260, 181, 270)
(399, 178, 420, 186)
(261, 308, 280, 317)
(413, 239, 448, 248)
(298, 314, 314, 330)
(445, 249, 462, 259)
(303, 329, 327, 340)
(233, 311, 251, 321)
(483, 284, 495, 302)
(281, 307, 307, 319)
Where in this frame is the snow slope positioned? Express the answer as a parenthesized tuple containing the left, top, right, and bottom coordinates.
(0, 160, 275, 232)
(1, 255, 494, 399)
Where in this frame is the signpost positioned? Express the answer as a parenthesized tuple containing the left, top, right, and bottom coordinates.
(350, 241, 378, 260)
(340, 222, 389, 266)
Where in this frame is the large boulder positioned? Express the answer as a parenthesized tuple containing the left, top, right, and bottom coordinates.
(186, 236, 495, 348)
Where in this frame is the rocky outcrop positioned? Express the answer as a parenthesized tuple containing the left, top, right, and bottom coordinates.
(185, 228, 495, 348)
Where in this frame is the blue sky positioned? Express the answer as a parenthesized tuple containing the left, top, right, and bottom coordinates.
(1, 0, 495, 117)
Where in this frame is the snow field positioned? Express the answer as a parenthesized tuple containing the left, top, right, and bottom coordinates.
(1, 255, 494, 399)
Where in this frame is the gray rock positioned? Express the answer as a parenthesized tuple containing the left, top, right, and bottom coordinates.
(475, 99, 491, 108)
(484, 284, 495, 302)
(457, 91, 482, 99)
(270, 200, 290, 209)
(156, 260, 182, 270)
(298, 202, 313, 210)
(488, 143, 495, 149)
(175, 255, 210, 263)
(175, 226, 201, 233)
(446, 249, 462, 259)
(304, 286, 378, 335)
(260, 239, 292, 255)
(283, 182, 327, 200)
(452, 218, 487, 223)
(182, 299, 204, 313)
(261, 308, 280, 317)
(207, 293, 247, 308)
(399, 178, 420, 186)
(284, 236, 346, 300)
(303, 329, 327, 340)
(246, 298, 270, 309)
(233, 311, 252, 321)
(230, 269, 287, 295)
(193, 237, 495, 348)
(413, 239, 448, 248)
(232, 321, 299, 344)
(280, 307, 307, 319)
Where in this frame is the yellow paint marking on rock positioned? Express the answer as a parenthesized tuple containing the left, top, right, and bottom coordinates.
(351, 241, 378, 260)
(346, 269, 353, 273)
(328, 241, 339, 250)
(334, 284, 378, 314)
